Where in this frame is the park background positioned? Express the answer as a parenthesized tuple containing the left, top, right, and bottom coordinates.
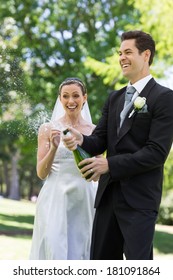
(0, 0, 173, 260)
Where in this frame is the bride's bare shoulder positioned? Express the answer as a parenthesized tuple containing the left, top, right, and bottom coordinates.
(79, 121, 96, 135)
(38, 122, 52, 136)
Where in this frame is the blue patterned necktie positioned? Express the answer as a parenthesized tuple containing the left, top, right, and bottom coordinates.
(120, 86, 136, 127)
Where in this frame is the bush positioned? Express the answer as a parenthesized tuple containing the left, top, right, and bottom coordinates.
(157, 190, 173, 225)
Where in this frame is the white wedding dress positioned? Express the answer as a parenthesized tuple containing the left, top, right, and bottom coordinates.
(29, 140, 97, 260)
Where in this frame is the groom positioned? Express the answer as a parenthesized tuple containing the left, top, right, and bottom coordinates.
(63, 30, 173, 259)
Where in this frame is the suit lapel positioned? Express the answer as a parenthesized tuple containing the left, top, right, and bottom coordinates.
(116, 78, 156, 145)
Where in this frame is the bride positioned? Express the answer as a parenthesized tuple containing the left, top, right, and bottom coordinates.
(29, 77, 98, 260)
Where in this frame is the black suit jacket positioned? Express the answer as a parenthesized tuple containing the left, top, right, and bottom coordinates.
(82, 78, 173, 211)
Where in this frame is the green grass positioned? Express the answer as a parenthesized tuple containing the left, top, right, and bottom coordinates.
(154, 227, 173, 259)
(0, 198, 35, 260)
(0, 235, 32, 260)
(0, 198, 35, 234)
(0, 198, 173, 260)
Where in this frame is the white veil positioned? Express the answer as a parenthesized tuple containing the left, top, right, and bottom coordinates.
(50, 96, 92, 126)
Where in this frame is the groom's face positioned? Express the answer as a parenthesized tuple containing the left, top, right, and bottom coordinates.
(119, 39, 150, 84)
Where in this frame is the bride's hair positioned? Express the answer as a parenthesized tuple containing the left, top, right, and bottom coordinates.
(59, 77, 87, 95)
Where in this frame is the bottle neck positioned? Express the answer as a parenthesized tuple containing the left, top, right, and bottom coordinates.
(63, 129, 78, 151)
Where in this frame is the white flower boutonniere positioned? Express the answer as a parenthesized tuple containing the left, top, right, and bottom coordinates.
(128, 96, 146, 118)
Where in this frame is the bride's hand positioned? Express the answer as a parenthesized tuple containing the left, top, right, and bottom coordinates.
(62, 127, 83, 151)
(50, 129, 61, 149)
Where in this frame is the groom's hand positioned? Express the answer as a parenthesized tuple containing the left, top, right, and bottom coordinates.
(79, 157, 109, 182)
(62, 127, 83, 150)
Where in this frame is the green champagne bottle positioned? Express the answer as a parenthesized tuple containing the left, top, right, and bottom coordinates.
(63, 129, 93, 179)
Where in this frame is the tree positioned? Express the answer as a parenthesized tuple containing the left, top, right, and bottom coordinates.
(129, 0, 173, 63)
(84, 0, 173, 88)
(0, 0, 137, 121)
(0, 0, 138, 199)
(1, 0, 173, 200)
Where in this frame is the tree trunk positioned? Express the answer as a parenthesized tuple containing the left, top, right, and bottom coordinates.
(8, 151, 20, 200)
(3, 161, 11, 197)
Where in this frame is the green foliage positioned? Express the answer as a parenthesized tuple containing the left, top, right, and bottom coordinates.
(0, 48, 25, 118)
(163, 149, 173, 193)
(129, 0, 173, 63)
(157, 190, 173, 225)
(1, 0, 173, 199)
(0, 0, 137, 120)
(156, 150, 173, 225)
(84, 0, 173, 88)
